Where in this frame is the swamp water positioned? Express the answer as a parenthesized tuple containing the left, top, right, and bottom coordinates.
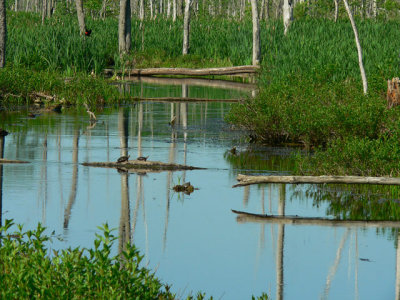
(0, 79, 399, 299)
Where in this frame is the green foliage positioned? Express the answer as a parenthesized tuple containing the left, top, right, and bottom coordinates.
(227, 18, 400, 176)
(0, 67, 120, 106)
(0, 220, 174, 299)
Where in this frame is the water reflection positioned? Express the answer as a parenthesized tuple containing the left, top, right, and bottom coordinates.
(0, 83, 399, 299)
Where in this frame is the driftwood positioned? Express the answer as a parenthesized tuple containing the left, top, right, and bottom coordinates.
(0, 159, 30, 164)
(104, 65, 259, 77)
(82, 159, 205, 172)
(232, 209, 400, 228)
(233, 174, 400, 187)
(387, 77, 400, 108)
(125, 97, 242, 103)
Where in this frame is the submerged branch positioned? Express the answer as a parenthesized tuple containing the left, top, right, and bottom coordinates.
(232, 210, 400, 228)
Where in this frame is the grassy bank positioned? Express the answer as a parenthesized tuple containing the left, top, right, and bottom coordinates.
(227, 18, 400, 176)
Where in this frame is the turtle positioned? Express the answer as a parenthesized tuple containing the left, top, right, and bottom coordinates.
(137, 156, 149, 161)
(117, 155, 130, 163)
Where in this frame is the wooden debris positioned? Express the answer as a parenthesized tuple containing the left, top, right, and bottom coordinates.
(233, 174, 400, 187)
(0, 159, 30, 164)
(387, 77, 400, 108)
(173, 182, 195, 194)
(82, 159, 205, 172)
(104, 65, 260, 77)
(232, 209, 400, 228)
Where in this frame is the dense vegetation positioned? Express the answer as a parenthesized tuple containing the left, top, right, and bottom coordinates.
(227, 18, 400, 176)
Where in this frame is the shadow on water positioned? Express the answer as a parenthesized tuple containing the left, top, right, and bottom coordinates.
(2, 79, 400, 299)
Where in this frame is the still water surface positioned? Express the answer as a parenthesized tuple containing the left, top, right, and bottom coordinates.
(1, 81, 399, 299)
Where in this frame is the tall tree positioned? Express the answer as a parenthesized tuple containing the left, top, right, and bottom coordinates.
(75, 0, 86, 35)
(250, 0, 260, 65)
(0, 0, 5, 68)
(283, 0, 293, 35)
(119, 0, 132, 54)
(343, 0, 368, 94)
(182, 0, 190, 55)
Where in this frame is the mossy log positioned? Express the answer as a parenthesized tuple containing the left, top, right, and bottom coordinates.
(233, 174, 400, 187)
(0, 159, 30, 164)
(81, 159, 205, 172)
(104, 65, 259, 77)
(232, 209, 400, 228)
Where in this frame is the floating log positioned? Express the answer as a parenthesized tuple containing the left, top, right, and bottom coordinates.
(387, 77, 400, 108)
(233, 174, 400, 187)
(232, 209, 400, 228)
(124, 96, 242, 103)
(81, 159, 205, 172)
(104, 65, 259, 77)
(0, 159, 30, 164)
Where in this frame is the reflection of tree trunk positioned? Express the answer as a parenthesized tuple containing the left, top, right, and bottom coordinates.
(243, 185, 250, 207)
(118, 108, 129, 157)
(118, 172, 131, 254)
(0, 136, 4, 227)
(322, 229, 350, 299)
(41, 135, 48, 223)
(118, 107, 130, 253)
(164, 130, 177, 251)
(276, 184, 285, 300)
(64, 130, 80, 229)
(137, 103, 143, 157)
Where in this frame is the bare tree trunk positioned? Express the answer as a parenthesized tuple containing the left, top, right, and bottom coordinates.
(260, 0, 266, 20)
(119, 0, 132, 55)
(182, 0, 190, 55)
(0, 0, 5, 68)
(172, 0, 177, 21)
(139, 0, 144, 20)
(343, 0, 368, 94)
(283, 0, 293, 35)
(42, 0, 47, 24)
(250, 0, 260, 65)
(167, 0, 171, 17)
(149, 0, 153, 19)
(334, 0, 339, 22)
(14, 0, 18, 11)
(75, 0, 86, 35)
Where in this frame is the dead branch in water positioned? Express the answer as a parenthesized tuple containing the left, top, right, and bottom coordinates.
(231, 209, 400, 228)
(233, 174, 400, 187)
(0, 159, 30, 164)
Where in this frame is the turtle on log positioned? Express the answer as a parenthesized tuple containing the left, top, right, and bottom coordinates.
(117, 155, 130, 163)
(137, 156, 149, 161)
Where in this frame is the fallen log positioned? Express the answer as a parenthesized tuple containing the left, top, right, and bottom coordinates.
(104, 65, 259, 77)
(81, 159, 205, 171)
(233, 174, 400, 187)
(0, 159, 30, 164)
(232, 209, 400, 228)
(124, 96, 242, 103)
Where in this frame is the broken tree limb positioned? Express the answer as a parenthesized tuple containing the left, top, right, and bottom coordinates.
(231, 209, 400, 228)
(104, 65, 260, 77)
(233, 174, 400, 187)
(81, 159, 205, 172)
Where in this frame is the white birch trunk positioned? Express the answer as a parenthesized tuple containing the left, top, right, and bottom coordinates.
(250, 0, 260, 65)
(283, 0, 293, 35)
(167, 0, 171, 17)
(343, 0, 368, 94)
(139, 0, 144, 20)
(172, 0, 177, 21)
(182, 0, 191, 55)
(334, 0, 339, 22)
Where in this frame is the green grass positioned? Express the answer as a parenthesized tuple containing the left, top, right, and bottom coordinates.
(227, 17, 400, 176)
